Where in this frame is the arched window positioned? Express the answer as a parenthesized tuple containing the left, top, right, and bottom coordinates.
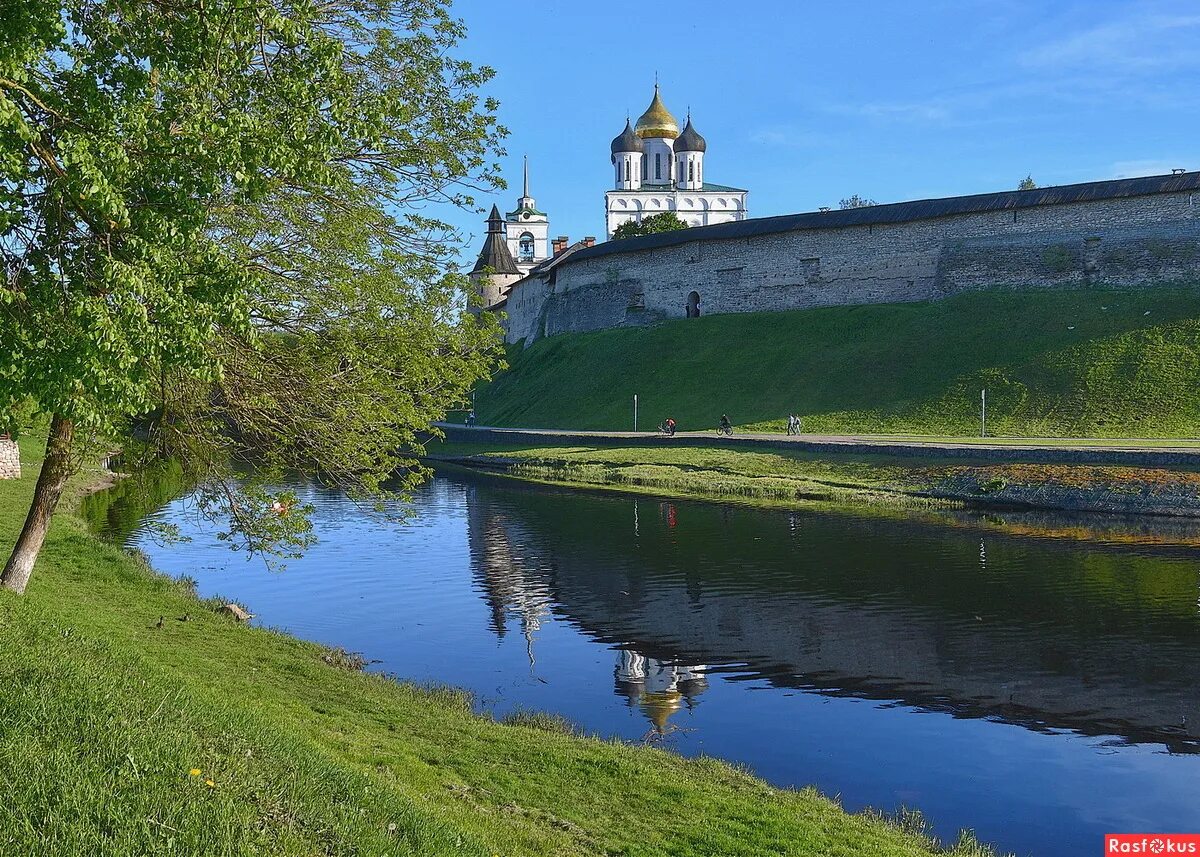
(618, 160, 623, 182)
(518, 232, 535, 262)
(688, 161, 694, 183)
(686, 291, 701, 318)
(641, 157, 647, 181)
(655, 152, 661, 180)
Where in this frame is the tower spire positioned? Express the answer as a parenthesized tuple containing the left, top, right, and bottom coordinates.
(523, 154, 529, 198)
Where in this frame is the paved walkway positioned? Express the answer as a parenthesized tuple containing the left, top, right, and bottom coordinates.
(438, 424, 1200, 468)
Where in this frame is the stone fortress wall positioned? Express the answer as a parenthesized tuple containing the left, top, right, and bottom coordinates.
(0, 436, 20, 480)
(501, 173, 1200, 345)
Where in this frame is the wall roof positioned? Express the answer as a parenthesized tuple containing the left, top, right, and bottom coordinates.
(578, 171, 1200, 264)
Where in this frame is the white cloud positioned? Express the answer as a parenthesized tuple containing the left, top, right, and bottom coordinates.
(818, 99, 955, 126)
(855, 102, 952, 122)
(1020, 14, 1200, 70)
(748, 127, 840, 148)
(1109, 158, 1195, 179)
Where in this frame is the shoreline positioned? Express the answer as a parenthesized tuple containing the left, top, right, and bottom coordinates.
(0, 440, 994, 856)
(428, 436, 1200, 521)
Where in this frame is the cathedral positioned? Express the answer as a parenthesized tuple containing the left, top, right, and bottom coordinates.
(469, 84, 749, 310)
(606, 84, 749, 238)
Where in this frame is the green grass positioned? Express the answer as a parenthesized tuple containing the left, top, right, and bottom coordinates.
(433, 440, 944, 510)
(431, 439, 1200, 521)
(473, 287, 1200, 437)
(0, 437, 993, 856)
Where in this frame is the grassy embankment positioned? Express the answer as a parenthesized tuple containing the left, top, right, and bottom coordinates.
(0, 435, 991, 856)
(434, 440, 940, 509)
(432, 439, 1200, 519)
(474, 287, 1200, 437)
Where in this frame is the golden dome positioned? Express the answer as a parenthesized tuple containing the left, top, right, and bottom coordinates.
(640, 690, 683, 732)
(634, 85, 680, 140)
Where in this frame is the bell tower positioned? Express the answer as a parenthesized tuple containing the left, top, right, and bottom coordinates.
(505, 156, 550, 276)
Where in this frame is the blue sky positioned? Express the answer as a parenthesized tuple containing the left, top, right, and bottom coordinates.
(444, 0, 1200, 266)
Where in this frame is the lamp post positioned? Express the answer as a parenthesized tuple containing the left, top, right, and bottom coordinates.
(633, 394, 638, 433)
(981, 389, 987, 438)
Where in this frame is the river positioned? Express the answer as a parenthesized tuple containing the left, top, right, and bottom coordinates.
(89, 465, 1200, 856)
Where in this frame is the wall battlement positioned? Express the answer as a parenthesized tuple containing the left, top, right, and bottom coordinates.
(501, 172, 1200, 345)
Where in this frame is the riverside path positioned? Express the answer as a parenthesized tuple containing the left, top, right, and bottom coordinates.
(437, 423, 1200, 469)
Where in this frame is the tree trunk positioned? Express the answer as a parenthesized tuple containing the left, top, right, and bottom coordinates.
(2, 415, 75, 595)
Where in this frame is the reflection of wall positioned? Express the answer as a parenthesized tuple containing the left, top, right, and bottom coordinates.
(462, 476, 1200, 749)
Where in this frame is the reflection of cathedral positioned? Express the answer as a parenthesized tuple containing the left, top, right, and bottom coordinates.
(615, 648, 708, 734)
(466, 488, 710, 733)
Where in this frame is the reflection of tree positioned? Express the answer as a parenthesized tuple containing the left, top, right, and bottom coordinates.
(615, 648, 707, 735)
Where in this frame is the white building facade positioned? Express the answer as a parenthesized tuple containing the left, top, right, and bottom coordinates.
(605, 85, 748, 239)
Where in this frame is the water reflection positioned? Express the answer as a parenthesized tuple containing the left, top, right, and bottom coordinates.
(615, 649, 708, 737)
(106, 467, 1200, 856)
(464, 478, 1200, 752)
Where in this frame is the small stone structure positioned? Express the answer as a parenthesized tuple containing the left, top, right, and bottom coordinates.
(0, 435, 19, 480)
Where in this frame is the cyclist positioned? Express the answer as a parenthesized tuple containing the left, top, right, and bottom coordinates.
(718, 414, 732, 435)
(665, 417, 676, 436)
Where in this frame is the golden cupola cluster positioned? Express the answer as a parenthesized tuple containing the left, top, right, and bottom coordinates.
(634, 84, 680, 139)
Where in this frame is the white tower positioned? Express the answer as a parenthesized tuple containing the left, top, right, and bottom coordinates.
(673, 113, 705, 191)
(505, 155, 550, 276)
(611, 118, 644, 191)
(635, 84, 679, 188)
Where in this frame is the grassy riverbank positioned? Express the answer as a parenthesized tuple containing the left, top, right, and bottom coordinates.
(433, 439, 1200, 519)
(473, 287, 1200, 437)
(0, 438, 992, 856)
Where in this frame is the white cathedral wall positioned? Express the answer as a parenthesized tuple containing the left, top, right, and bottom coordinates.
(674, 152, 703, 190)
(605, 191, 748, 236)
(641, 137, 674, 186)
(613, 152, 644, 190)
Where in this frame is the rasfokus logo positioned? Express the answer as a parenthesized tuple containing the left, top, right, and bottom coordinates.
(1106, 835, 1200, 854)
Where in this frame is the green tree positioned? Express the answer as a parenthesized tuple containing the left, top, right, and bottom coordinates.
(0, 0, 505, 592)
(612, 211, 688, 240)
(1018, 175, 1038, 190)
(838, 194, 876, 209)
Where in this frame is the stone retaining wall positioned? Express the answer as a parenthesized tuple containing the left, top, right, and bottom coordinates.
(0, 437, 20, 480)
(502, 181, 1200, 344)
